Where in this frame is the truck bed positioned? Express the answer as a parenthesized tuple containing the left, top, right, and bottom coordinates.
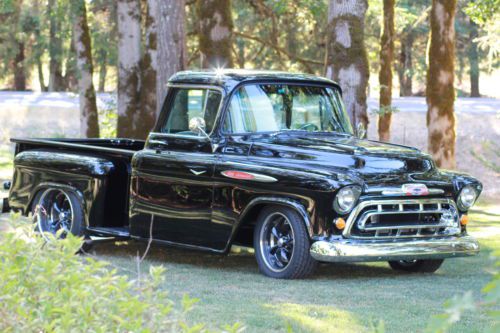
(9, 137, 146, 233)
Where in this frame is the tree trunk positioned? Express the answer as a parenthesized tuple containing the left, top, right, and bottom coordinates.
(377, 0, 395, 142)
(135, 0, 159, 139)
(468, 18, 480, 97)
(426, 0, 456, 169)
(48, 0, 65, 91)
(37, 59, 47, 92)
(13, 41, 27, 91)
(197, 0, 234, 68)
(157, 0, 186, 113)
(65, 34, 79, 92)
(398, 32, 413, 96)
(98, 50, 107, 92)
(71, 0, 100, 138)
(116, 0, 141, 138)
(325, 0, 369, 131)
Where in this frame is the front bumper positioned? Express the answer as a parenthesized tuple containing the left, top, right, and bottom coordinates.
(310, 235, 479, 262)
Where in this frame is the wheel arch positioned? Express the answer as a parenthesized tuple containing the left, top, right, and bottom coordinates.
(229, 196, 314, 249)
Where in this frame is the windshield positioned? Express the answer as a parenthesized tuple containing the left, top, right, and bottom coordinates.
(222, 84, 353, 135)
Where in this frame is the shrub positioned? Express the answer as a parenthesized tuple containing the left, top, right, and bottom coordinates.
(425, 250, 499, 333)
(0, 215, 243, 333)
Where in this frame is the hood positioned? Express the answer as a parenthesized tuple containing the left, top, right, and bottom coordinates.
(248, 134, 440, 185)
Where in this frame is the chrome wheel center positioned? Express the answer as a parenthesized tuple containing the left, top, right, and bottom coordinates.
(260, 212, 295, 272)
(35, 189, 74, 240)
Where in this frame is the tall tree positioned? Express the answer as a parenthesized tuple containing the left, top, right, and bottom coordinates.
(468, 18, 480, 97)
(157, 0, 186, 113)
(12, 41, 27, 90)
(325, 0, 369, 130)
(70, 0, 100, 138)
(48, 0, 65, 91)
(197, 0, 234, 68)
(377, 0, 395, 142)
(398, 31, 414, 96)
(135, 0, 158, 139)
(426, 0, 457, 168)
(116, 0, 141, 138)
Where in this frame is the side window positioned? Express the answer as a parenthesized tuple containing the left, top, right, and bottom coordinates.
(161, 88, 222, 135)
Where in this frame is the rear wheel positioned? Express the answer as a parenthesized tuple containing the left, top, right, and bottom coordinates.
(254, 205, 316, 279)
(388, 259, 444, 273)
(32, 188, 85, 240)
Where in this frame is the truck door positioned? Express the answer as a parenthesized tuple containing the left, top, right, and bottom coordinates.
(130, 85, 227, 250)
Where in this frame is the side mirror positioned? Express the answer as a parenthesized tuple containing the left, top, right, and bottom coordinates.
(355, 123, 366, 139)
(189, 117, 207, 136)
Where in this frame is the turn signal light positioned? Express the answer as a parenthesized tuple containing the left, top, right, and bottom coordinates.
(460, 215, 469, 226)
(335, 218, 346, 230)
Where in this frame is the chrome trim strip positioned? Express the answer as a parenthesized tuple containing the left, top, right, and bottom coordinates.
(221, 170, 278, 183)
(343, 198, 458, 239)
(310, 235, 480, 262)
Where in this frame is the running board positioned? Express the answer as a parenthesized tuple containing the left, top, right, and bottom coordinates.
(86, 227, 130, 238)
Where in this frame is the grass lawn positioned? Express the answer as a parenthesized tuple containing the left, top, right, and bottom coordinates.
(0, 152, 498, 332)
(83, 202, 499, 333)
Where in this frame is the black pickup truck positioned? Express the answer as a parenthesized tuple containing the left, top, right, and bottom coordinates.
(2, 70, 481, 279)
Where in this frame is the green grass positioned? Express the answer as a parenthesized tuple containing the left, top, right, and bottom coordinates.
(84, 202, 500, 333)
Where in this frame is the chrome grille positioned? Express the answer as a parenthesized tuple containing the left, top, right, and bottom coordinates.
(343, 198, 460, 239)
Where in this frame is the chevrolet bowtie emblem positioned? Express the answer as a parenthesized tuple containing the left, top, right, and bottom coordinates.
(402, 183, 429, 196)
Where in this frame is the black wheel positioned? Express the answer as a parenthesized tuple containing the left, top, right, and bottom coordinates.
(254, 205, 317, 279)
(388, 259, 444, 273)
(32, 188, 85, 240)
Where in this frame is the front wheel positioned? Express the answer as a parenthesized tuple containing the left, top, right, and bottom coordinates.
(388, 259, 444, 273)
(254, 205, 317, 279)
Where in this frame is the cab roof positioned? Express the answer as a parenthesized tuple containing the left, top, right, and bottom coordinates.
(168, 69, 341, 92)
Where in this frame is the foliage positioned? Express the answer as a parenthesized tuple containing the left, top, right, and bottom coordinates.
(98, 95, 118, 138)
(425, 250, 500, 333)
(370, 105, 399, 116)
(0, 215, 242, 332)
(464, 0, 500, 24)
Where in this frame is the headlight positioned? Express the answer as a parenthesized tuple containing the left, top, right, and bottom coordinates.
(457, 185, 478, 211)
(334, 186, 361, 214)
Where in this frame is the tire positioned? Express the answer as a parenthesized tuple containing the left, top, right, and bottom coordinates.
(254, 205, 317, 279)
(388, 259, 444, 273)
(31, 188, 86, 240)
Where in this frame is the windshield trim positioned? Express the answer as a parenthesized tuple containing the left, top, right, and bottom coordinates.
(219, 81, 351, 137)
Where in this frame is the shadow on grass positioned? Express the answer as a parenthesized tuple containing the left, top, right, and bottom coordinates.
(87, 238, 484, 281)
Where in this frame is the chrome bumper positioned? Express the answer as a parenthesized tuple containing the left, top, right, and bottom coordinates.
(310, 235, 480, 263)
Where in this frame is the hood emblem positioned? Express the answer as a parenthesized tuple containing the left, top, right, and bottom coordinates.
(402, 183, 429, 196)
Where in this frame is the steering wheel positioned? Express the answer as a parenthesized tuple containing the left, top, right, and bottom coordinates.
(297, 123, 319, 131)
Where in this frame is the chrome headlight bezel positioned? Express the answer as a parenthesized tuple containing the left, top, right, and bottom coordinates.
(334, 185, 362, 214)
(457, 185, 478, 211)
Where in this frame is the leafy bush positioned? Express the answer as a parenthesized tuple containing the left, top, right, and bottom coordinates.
(425, 250, 499, 333)
(0, 215, 243, 333)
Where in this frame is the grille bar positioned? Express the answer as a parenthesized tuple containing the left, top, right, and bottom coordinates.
(343, 198, 460, 240)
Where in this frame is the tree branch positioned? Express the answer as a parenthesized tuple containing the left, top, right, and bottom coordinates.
(234, 31, 323, 72)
